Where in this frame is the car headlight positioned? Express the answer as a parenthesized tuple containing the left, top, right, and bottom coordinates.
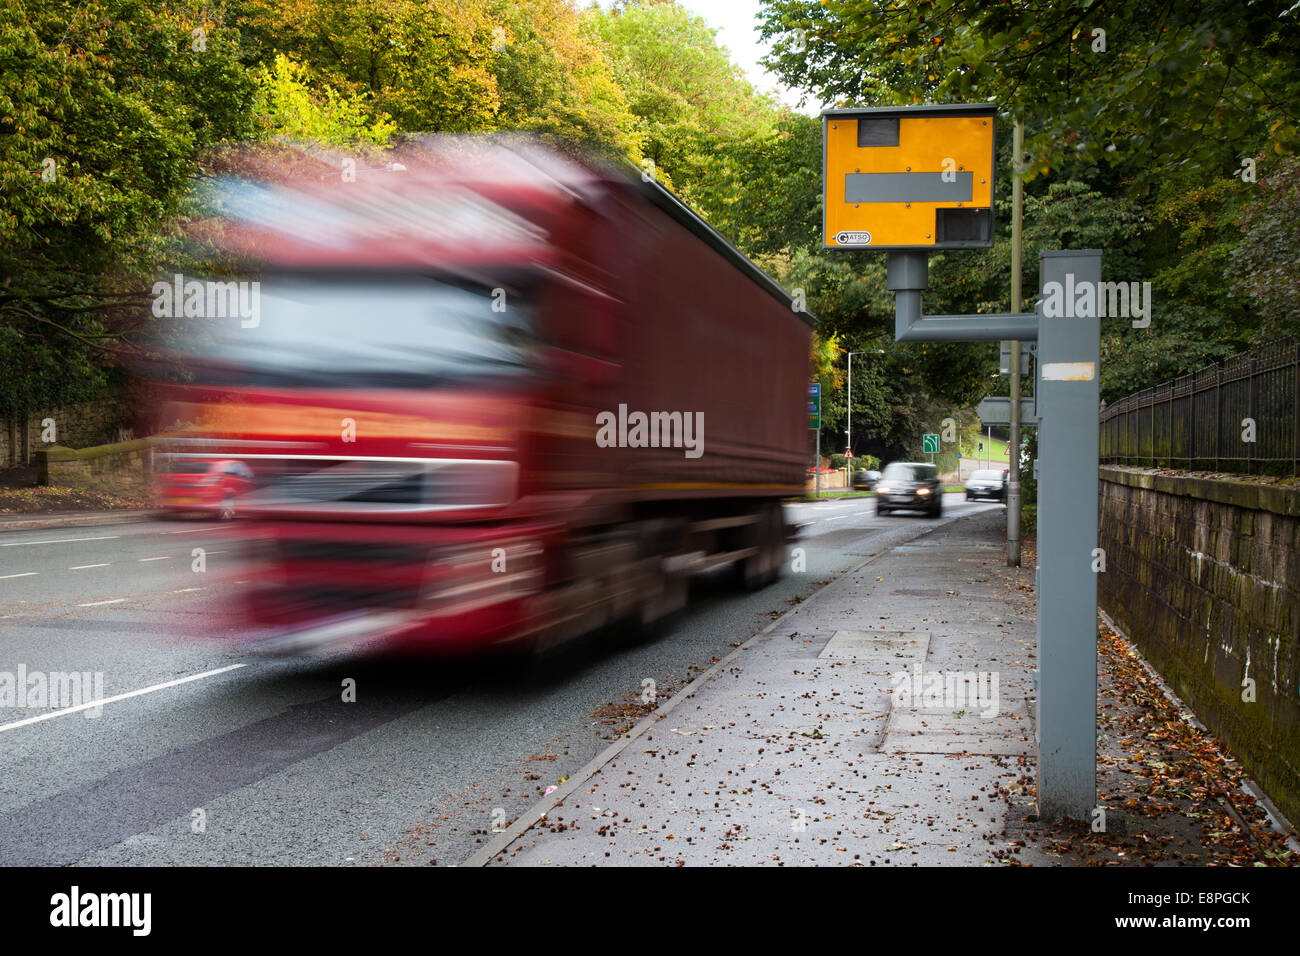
(916, 487, 931, 495)
(876, 485, 891, 494)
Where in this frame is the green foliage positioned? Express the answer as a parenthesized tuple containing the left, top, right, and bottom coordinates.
(687, 113, 822, 257)
(829, 452, 880, 470)
(237, 0, 500, 133)
(1229, 155, 1300, 338)
(588, 0, 776, 194)
(9, 0, 1294, 446)
(0, 0, 255, 417)
(253, 54, 396, 146)
(487, 0, 643, 160)
(759, 0, 1299, 188)
(754, 0, 1299, 413)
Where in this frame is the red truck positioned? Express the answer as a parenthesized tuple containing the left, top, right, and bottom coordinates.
(149, 138, 813, 655)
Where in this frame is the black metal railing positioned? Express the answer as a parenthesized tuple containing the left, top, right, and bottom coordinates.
(1099, 337, 1300, 476)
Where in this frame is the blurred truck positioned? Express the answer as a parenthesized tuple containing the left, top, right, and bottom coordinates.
(145, 138, 813, 655)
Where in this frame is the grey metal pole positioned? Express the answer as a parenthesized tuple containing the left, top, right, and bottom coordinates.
(1007, 119, 1024, 568)
(1036, 249, 1102, 822)
(847, 351, 853, 464)
(815, 426, 821, 499)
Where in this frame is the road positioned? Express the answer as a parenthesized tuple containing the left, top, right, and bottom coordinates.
(0, 493, 1000, 866)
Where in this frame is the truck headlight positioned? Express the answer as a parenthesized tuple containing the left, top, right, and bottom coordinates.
(916, 487, 931, 495)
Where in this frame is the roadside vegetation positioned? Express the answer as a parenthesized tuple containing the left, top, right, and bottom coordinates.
(4, 0, 1296, 495)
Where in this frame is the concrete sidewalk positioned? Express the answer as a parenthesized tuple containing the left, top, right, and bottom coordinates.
(483, 511, 1039, 865)
(475, 510, 1296, 867)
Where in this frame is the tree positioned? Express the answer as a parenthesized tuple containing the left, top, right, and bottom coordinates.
(487, 0, 642, 160)
(1229, 155, 1300, 338)
(253, 54, 397, 146)
(237, 0, 501, 132)
(759, 0, 1299, 188)
(0, 0, 256, 419)
(589, 0, 777, 194)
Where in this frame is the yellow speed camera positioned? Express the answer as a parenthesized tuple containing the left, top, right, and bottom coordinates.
(823, 104, 996, 251)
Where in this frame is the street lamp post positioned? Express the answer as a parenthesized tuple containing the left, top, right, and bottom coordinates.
(846, 349, 884, 469)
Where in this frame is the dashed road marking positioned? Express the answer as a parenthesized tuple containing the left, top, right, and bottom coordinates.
(1, 535, 119, 547)
(77, 598, 126, 607)
(0, 572, 38, 580)
(69, 564, 110, 570)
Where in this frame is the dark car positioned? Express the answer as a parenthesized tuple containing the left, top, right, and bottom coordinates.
(965, 468, 1007, 502)
(851, 469, 882, 491)
(153, 458, 256, 519)
(875, 462, 943, 517)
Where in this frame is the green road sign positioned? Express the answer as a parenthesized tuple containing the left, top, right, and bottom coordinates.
(922, 433, 940, 454)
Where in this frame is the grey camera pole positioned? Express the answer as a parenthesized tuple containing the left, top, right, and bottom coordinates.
(1034, 249, 1101, 820)
(888, 246, 1102, 821)
(1007, 119, 1024, 568)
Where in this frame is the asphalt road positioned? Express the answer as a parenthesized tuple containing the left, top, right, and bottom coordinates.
(0, 493, 1001, 866)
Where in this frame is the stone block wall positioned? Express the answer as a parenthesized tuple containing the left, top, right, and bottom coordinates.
(1099, 466, 1299, 823)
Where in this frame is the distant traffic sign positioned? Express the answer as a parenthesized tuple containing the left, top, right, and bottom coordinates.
(976, 396, 1039, 427)
(808, 382, 821, 429)
(922, 433, 941, 454)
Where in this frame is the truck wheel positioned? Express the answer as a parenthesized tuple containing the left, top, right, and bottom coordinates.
(735, 503, 782, 591)
(638, 561, 688, 632)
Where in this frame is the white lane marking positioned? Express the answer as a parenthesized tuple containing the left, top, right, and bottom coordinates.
(0, 663, 247, 733)
(171, 587, 206, 593)
(77, 598, 126, 607)
(853, 511, 872, 516)
(160, 526, 221, 534)
(137, 557, 170, 562)
(825, 515, 847, 521)
(1, 535, 119, 547)
(0, 572, 38, 579)
(69, 564, 110, 570)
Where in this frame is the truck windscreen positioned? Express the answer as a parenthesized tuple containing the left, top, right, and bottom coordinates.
(163, 275, 534, 388)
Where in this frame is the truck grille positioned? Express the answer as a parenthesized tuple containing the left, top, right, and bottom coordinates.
(240, 456, 518, 512)
(277, 540, 427, 564)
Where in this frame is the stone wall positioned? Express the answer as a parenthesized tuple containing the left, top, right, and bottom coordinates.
(2, 394, 132, 466)
(35, 439, 154, 497)
(806, 469, 848, 491)
(1098, 466, 1299, 823)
